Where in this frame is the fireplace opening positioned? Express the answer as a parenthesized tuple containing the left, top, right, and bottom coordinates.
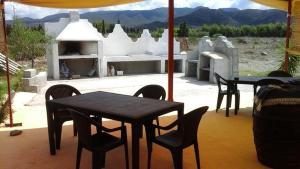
(58, 41, 98, 56)
(59, 58, 98, 79)
(199, 55, 210, 81)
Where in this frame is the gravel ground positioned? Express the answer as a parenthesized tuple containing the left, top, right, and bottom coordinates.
(229, 37, 285, 72)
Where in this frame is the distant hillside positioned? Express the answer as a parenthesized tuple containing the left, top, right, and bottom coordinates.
(7, 7, 195, 27)
(7, 7, 286, 28)
(142, 7, 287, 29)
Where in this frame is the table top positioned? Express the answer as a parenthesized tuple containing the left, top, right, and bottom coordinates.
(228, 76, 298, 85)
(47, 91, 184, 123)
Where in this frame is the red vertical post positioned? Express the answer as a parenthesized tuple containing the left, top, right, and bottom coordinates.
(284, 0, 292, 72)
(1, 0, 13, 127)
(168, 0, 174, 101)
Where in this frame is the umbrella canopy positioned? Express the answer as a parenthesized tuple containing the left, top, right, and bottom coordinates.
(253, 0, 289, 11)
(6, 0, 142, 8)
(253, 0, 300, 13)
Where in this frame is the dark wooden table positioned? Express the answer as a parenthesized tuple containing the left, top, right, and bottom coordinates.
(46, 91, 184, 169)
(225, 76, 297, 116)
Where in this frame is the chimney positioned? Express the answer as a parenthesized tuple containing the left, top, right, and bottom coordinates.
(70, 11, 80, 22)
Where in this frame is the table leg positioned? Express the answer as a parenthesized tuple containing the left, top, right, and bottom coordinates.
(46, 102, 56, 155)
(131, 123, 141, 169)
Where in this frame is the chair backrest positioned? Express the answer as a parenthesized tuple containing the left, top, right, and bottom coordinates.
(214, 73, 228, 91)
(45, 84, 81, 101)
(256, 79, 284, 86)
(70, 110, 93, 147)
(268, 70, 292, 77)
(134, 85, 166, 100)
(182, 106, 208, 146)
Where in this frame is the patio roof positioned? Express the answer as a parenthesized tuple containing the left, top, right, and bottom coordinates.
(5, 0, 143, 8)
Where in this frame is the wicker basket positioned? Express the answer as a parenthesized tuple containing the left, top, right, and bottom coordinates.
(253, 105, 300, 169)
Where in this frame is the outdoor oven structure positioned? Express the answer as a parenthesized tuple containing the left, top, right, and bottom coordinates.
(45, 12, 186, 80)
(185, 36, 238, 83)
(45, 12, 102, 80)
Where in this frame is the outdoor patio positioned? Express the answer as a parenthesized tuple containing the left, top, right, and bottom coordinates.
(0, 73, 268, 169)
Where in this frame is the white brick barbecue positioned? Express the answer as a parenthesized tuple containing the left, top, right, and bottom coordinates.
(185, 36, 238, 83)
(45, 12, 186, 80)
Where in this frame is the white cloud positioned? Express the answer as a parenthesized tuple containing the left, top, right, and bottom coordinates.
(4, 0, 269, 20)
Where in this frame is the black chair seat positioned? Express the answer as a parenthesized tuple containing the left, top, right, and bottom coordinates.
(155, 130, 182, 148)
(91, 132, 122, 150)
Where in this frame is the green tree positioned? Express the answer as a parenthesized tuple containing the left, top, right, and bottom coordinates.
(8, 18, 50, 68)
(177, 22, 189, 37)
(101, 20, 106, 35)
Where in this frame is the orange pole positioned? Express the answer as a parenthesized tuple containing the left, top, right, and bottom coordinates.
(168, 0, 174, 101)
(1, 0, 13, 127)
(284, 0, 292, 72)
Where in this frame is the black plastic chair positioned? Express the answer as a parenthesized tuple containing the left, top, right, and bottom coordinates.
(133, 84, 166, 136)
(252, 70, 291, 96)
(145, 106, 208, 169)
(45, 84, 81, 149)
(267, 70, 292, 77)
(214, 73, 240, 115)
(70, 109, 129, 169)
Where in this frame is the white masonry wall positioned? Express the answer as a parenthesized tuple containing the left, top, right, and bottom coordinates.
(100, 24, 186, 76)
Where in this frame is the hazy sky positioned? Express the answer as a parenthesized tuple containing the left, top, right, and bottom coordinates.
(4, 0, 268, 19)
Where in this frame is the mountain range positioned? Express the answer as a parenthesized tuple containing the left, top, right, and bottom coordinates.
(7, 7, 287, 29)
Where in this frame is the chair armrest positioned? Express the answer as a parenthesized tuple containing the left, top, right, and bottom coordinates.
(152, 120, 178, 130)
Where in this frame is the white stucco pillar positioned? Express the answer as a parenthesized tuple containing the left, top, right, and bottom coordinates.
(160, 60, 166, 73)
(52, 43, 60, 80)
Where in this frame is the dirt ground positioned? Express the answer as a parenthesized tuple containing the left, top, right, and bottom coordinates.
(228, 37, 286, 73)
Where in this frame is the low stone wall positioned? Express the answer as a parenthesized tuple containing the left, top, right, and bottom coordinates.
(22, 69, 47, 93)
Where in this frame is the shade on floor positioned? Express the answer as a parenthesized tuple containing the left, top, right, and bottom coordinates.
(0, 109, 269, 169)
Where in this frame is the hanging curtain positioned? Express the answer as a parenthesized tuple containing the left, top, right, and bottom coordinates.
(287, 0, 300, 55)
(0, 2, 5, 53)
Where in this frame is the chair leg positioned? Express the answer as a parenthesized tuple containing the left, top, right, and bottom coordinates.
(253, 85, 257, 96)
(234, 93, 240, 115)
(55, 121, 63, 149)
(171, 149, 183, 169)
(194, 141, 201, 169)
(225, 94, 232, 116)
(73, 120, 77, 136)
(156, 118, 161, 135)
(216, 94, 224, 112)
(76, 143, 82, 169)
(139, 124, 143, 138)
(124, 142, 129, 169)
(92, 151, 104, 169)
